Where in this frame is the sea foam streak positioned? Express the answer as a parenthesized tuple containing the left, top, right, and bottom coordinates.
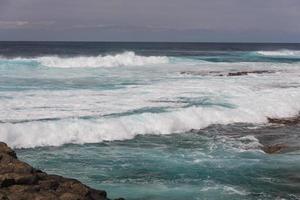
(0, 51, 169, 68)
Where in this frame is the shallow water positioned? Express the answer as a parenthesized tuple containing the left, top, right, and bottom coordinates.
(17, 124, 300, 200)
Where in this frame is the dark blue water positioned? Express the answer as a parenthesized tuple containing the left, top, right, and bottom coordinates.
(1, 41, 300, 60)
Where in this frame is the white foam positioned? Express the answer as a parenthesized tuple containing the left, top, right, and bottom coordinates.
(200, 185, 249, 196)
(36, 52, 169, 68)
(1, 87, 300, 148)
(256, 50, 300, 57)
(0, 52, 169, 68)
(1, 60, 300, 148)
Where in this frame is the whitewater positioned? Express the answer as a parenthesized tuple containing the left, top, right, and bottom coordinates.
(0, 51, 169, 68)
(2, 42, 300, 200)
(1, 50, 300, 148)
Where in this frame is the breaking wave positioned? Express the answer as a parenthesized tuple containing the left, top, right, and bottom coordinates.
(1, 88, 300, 149)
(255, 50, 300, 58)
(0, 51, 169, 68)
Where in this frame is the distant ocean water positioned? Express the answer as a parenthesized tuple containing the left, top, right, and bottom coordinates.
(1, 42, 300, 199)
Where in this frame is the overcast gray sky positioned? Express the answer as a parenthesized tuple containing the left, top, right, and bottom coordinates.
(0, 0, 299, 42)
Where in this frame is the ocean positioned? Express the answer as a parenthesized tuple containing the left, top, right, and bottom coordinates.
(1, 42, 300, 199)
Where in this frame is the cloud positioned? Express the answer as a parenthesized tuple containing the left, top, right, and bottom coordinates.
(69, 23, 212, 33)
(0, 21, 29, 28)
(0, 20, 55, 29)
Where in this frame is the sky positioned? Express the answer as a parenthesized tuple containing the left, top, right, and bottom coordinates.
(0, 0, 300, 42)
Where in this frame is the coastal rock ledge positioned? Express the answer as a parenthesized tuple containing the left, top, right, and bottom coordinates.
(0, 142, 123, 200)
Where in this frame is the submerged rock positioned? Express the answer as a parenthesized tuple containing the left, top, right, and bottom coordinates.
(261, 144, 288, 154)
(258, 115, 300, 153)
(180, 70, 224, 76)
(267, 115, 300, 125)
(0, 142, 123, 200)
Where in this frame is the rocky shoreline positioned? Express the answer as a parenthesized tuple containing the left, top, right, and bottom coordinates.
(0, 142, 123, 200)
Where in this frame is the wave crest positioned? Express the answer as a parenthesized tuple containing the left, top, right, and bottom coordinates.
(0, 52, 169, 68)
(37, 52, 169, 68)
(256, 50, 300, 58)
(2, 87, 300, 149)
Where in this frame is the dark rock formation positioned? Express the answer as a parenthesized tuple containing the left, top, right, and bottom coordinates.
(180, 70, 275, 77)
(0, 142, 123, 200)
(227, 70, 273, 76)
(267, 115, 300, 125)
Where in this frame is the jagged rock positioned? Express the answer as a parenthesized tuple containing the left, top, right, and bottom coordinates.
(0, 142, 123, 200)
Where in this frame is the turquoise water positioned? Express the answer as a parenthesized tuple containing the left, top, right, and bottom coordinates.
(1, 42, 300, 199)
(17, 124, 300, 200)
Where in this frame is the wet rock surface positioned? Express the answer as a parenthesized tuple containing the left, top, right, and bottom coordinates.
(0, 142, 123, 200)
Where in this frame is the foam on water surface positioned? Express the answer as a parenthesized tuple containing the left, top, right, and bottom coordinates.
(16, 124, 300, 200)
(0, 51, 169, 68)
(256, 50, 300, 58)
(2, 42, 300, 200)
(1, 58, 300, 148)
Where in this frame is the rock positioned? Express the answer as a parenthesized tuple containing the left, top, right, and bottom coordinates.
(0, 193, 8, 200)
(88, 189, 108, 200)
(267, 115, 300, 125)
(0, 142, 123, 200)
(180, 71, 224, 76)
(38, 179, 59, 190)
(261, 144, 288, 154)
(59, 193, 83, 200)
(227, 70, 273, 76)
(0, 143, 16, 159)
(227, 71, 249, 76)
(180, 70, 275, 77)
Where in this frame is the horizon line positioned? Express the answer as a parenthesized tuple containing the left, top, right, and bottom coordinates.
(1, 40, 300, 44)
